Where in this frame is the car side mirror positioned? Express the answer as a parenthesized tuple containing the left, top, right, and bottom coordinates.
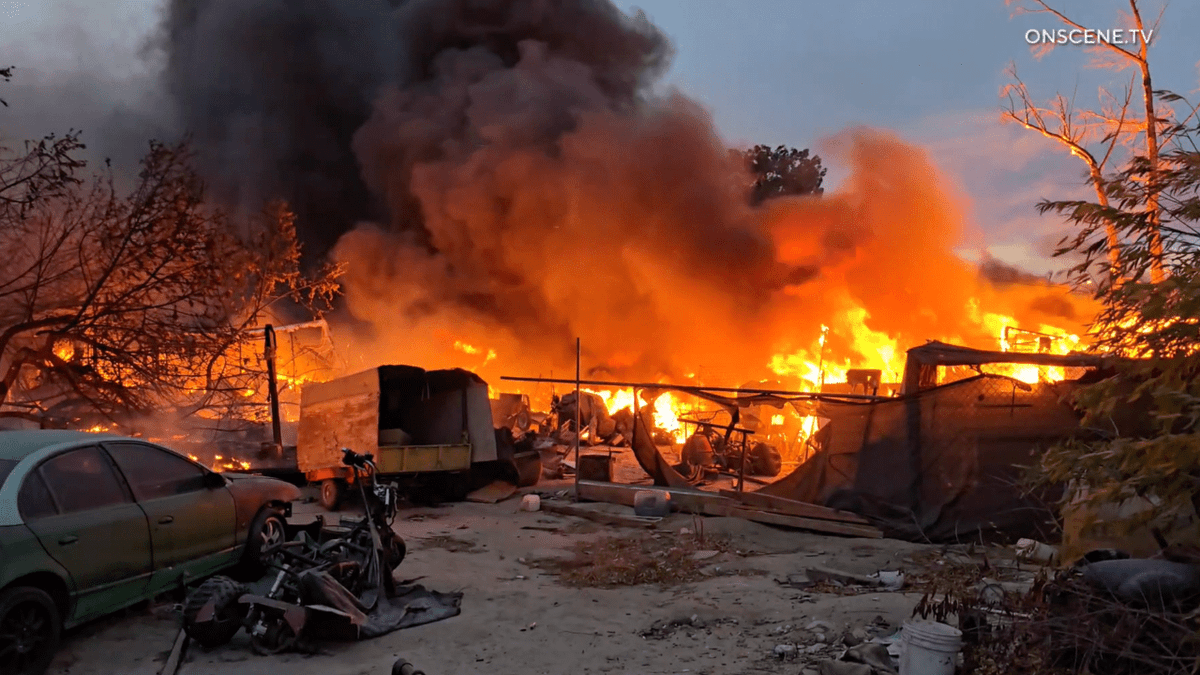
(203, 471, 226, 489)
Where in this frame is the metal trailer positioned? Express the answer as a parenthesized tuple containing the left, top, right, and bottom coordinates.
(297, 365, 500, 510)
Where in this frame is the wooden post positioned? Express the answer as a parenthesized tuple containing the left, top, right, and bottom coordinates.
(574, 338, 581, 496)
(737, 430, 747, 493)
(264, 324, 282, 448)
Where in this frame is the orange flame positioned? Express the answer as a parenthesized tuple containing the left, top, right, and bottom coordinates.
(454, 340, 497, 364)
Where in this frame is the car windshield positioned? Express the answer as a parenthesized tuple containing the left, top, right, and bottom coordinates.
(0, 459, 16, 489)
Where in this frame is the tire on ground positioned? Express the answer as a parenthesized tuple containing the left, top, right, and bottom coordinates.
(183, 576, 249, 649)
(387, 535, 407, 570)
(0, 585, 61, 675)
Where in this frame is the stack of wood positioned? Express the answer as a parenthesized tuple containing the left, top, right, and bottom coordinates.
(575, 480, 882, 538)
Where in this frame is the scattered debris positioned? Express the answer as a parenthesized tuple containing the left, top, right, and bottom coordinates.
(1014, 538, 1059, 566)
(545, 532, 730, 587)
(466, 480, 518, 504)
(415, 535, 484, 553)
(806, 619, 836, 634)
(640, 615, 739, 639)
(1081, 557, 1200, 607)
(159, 628, 189, 675)
(912, 548, 1200, 675)
(633, 490, 671, 517)
(391, 658, 427, 675)
(719, 489, 873, 525)
(843, 627, 869, 646)
(773, 643, 798, 660)
(806, 566, 904, 590)
(519, 494, 541, 512)
(577, 480, 884, 537)
(539, 500, 660, 528)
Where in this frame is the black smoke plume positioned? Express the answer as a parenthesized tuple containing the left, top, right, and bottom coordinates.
(155, 0, 1092, 385)
(160, 0, 672, 262)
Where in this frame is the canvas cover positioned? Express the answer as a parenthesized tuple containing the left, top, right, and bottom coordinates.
(760, 342, 1110, 542)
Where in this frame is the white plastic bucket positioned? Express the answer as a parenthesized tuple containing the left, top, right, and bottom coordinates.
(899, 620, 962, 675)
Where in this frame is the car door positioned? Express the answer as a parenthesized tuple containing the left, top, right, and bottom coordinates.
(103, 442, 238, 593)
(20, 446, 154, 623)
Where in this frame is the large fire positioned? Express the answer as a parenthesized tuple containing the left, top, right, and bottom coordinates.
(579, 388, 699, 444)
(485, 289, 1088, 455)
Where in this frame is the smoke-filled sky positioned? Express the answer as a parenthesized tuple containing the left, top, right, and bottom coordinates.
(0, 0, 1195, 386)
(3, 0, 1196, 272)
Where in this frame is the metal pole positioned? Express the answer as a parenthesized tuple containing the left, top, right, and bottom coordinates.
(264, 325, 282, 448)
(737, 430, 748, 493)
(817, 325, 829, 392)
(574, 338, 581, 495)
(500, 376, 888, 401)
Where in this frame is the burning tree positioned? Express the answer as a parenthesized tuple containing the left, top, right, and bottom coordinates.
(1001, 0, 1200, 539)
(0, 134, 340, 430)
(1035, 106, 1200, 537)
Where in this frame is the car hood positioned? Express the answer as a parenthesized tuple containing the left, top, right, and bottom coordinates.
(222, 472, 301, 502)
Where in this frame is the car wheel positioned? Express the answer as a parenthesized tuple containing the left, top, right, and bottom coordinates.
(239, 509, 286, 578)
(182, 576, 249, 649)
(318, 479, 345, 511)
(0, 586, 61, 675)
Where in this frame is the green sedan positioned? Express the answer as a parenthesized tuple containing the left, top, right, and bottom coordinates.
(0, 430, 301, 674)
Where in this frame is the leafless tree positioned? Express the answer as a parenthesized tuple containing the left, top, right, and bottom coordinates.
(1008, 0, 1169, 281)
(1002, 66, 1134, 274)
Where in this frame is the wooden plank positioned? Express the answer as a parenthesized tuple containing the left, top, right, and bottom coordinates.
(576, 480, 733, 516)
(727, 506, 882, 539)
(540, 501, 660, 528)
(718, 489, 872, 525)
(160, 628, 189, 675)
(465, 480, 518, 504)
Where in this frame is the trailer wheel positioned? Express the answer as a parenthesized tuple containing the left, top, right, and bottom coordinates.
(319, 478, 345, 511)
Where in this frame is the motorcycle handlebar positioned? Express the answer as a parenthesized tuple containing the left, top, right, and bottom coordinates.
(340, 447, 375, 469)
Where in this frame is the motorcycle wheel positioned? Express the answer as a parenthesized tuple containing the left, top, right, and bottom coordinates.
(251, 619, 297, 656)
(387, 535, 406, 570)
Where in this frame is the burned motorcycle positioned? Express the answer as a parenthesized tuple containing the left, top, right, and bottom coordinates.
(183, 448, 406, 654)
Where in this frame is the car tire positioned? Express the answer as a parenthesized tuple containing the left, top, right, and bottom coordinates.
(182, 576, 249, 649)
(239, 508, 287, 578)
(318, 479, 345, 511)
(0, 586, 61, 675)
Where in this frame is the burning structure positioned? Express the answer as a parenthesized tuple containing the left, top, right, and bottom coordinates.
(3, 0, 1102, 492)
(762, 341, 1113, 542)
(143, 0, 1095, 395)
(504, 336, 1112, 543)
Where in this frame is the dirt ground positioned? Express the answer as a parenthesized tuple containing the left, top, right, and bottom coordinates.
(46, 480, 943, 675)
